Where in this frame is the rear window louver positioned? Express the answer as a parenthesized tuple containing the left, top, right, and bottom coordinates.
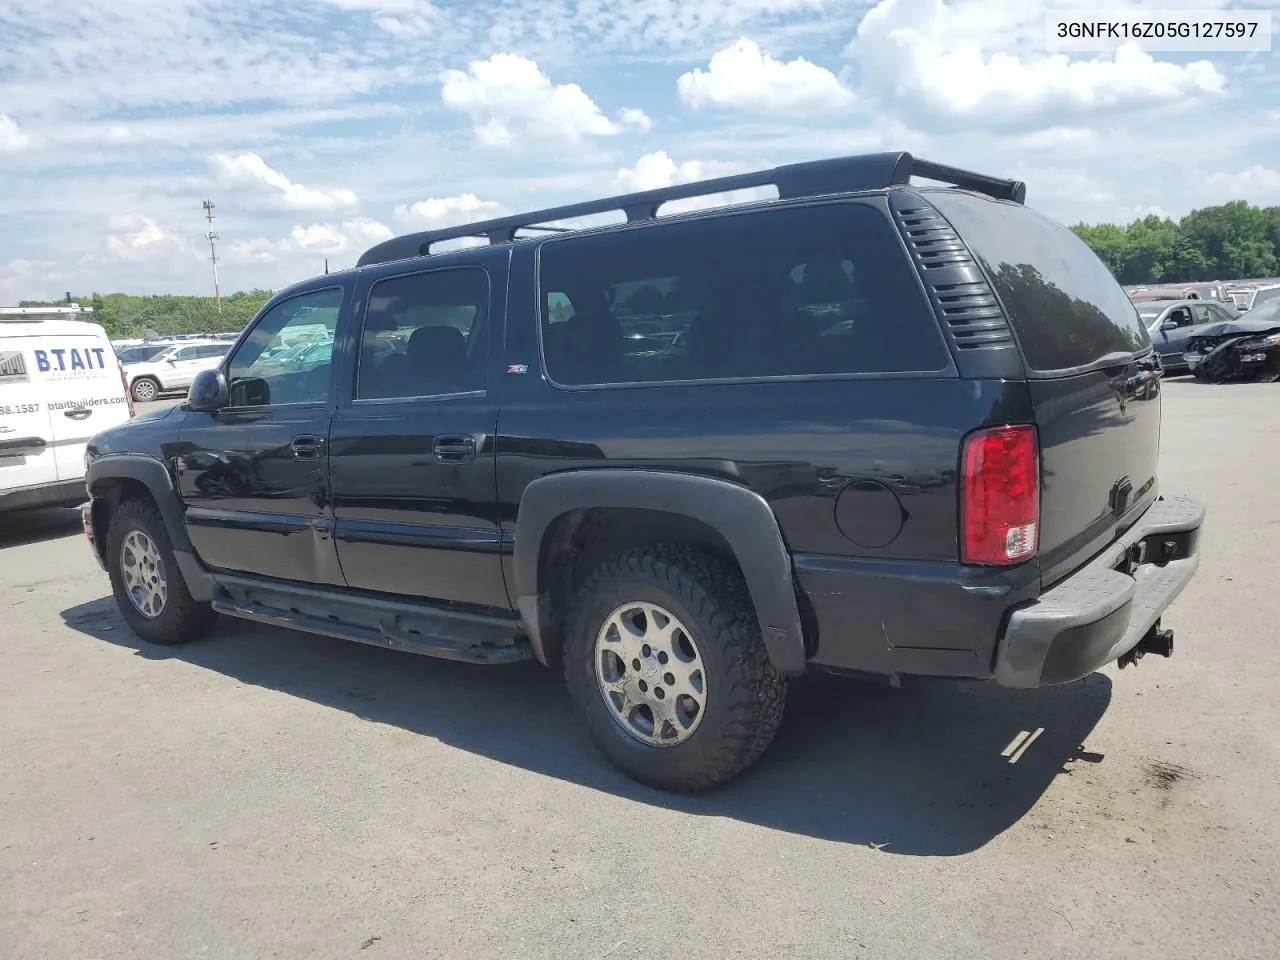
(890, 197, 1013, 350)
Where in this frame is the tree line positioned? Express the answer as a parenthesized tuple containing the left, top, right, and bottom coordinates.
(1070, 200, 1280, 286)
(19, 290, 275, 338)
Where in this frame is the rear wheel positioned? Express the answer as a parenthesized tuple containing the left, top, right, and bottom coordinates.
(130, 376, 159, 402)
(563, 545, 786, 792)
(106, 498, 216, 645)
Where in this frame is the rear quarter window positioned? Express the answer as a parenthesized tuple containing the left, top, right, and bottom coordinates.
(927, 191, 1150, 372)
(537, 201, 950, 387)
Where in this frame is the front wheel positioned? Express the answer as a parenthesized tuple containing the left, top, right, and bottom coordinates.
(563, 545, 786, 792)
(130, 376, 159, 402)
(106, 498, 217, 645)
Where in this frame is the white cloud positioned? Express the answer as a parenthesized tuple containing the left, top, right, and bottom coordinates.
(1208, 167, 1280, 204)
(103, 218, 181, 261)
(228, 217, 393, 281)
(850, 0, 1227, 129)
(1002, 127, 1101, 151)
(617, 152, 723, 191)
(1008, 164, 1115, 203)
(615, 151, 772, 214)
(677, 38, 853, 114)
(0, 115, 32, 153)
(618, 108, 654, 133)
(393, 193, 508, 229)
(211, 153, 359, 213)
(440, 53, 651, 145)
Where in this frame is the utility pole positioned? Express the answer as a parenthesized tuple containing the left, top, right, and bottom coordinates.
(202, 199, 222, 314)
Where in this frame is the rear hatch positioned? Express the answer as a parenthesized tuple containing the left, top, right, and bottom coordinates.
(0, 328, 59, 490)
(0, 321, 132, 485)
(929, 192, 1162, 587)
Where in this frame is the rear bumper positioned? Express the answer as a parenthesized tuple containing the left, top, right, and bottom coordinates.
(994, 495, 1205, 688)
(0, 478, 87, 513)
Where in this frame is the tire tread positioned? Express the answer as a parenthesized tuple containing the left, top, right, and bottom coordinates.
(564, 544, 786, 792)
(107, 497, 216, 646)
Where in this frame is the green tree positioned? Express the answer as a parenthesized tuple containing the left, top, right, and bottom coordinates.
(1072, 200, 1280, 285)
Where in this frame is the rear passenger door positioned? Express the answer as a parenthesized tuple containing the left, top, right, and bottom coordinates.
(327, 251, 510, 611)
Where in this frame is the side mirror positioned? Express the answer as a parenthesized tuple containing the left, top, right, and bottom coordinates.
(1162, 318, 1180, 331)
(187, 368, 229, 412)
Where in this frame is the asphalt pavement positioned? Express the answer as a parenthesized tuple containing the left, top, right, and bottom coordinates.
(2, 380, 1278, 960)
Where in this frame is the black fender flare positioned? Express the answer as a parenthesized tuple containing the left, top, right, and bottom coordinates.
(513, 469, 807, 676)
(86, 454, 216, 602)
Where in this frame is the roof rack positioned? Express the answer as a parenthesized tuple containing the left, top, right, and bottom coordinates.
(357, 151, 1027, 268)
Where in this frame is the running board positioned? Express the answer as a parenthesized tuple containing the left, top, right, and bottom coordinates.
(210, 573, 532, 665)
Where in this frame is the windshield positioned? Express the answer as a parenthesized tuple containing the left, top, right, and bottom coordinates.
(1136, 306, 1166, 321)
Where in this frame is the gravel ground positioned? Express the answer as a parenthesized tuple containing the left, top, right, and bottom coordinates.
(2, 380, 1278, 960)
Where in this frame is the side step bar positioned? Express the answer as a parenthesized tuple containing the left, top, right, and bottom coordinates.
(211, 573, 532, 666)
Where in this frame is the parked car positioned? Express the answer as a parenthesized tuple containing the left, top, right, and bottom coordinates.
(1234, 283, 1280, 313)
(80, 151, 1204, 792)
(1184, 299, 1280, 382)
(1, 316, 133, 512)
(1133, 298, 1237, 373)
(121, 340, 229, 402)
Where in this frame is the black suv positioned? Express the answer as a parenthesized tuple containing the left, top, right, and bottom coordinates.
(82, 152, 1205, 792)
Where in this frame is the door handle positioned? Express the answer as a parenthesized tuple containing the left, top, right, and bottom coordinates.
(432, 434, 476, 463)
(290, 434, 324, 461)
(63, 408, 92, 420)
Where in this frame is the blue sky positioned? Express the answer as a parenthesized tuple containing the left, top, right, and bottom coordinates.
(0, 0, 1277, 300)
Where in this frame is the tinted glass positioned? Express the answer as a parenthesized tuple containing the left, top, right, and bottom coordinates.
(117, 345, 167, 363)
(538, 202, 948, 386)
(357, 267, 488, 400)
(227, 288, 342, 406)
(929, 191, 1150, 371)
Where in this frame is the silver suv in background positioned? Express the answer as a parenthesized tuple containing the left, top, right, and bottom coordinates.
(121, 340, 230, 403)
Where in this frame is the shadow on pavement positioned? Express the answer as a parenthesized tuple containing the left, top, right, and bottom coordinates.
(0, 506, 84, 549)
(62, 595, 1112, 857)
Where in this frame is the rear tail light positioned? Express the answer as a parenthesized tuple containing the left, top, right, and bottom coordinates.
(119, 363, 135, 417)
(960, 424, 1039, 566)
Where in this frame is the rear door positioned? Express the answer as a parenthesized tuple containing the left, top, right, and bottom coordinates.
(1153, 305, 1195, 365)
(929, 191, 1161, 588)
(327, 252, 510, 610)
(0, 329, 58, 490)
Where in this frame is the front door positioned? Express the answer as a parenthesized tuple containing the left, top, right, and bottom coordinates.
(327, 255, 510, 611)
(1154, 305, 1194, 365)
(176, 286, 345, 585)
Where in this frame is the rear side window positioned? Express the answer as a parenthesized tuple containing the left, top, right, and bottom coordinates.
(928, 191, 1150, 371)
(538, 202, 948, 386)
(356, 267, 489, 400)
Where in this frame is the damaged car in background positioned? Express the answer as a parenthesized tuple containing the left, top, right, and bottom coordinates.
(1184, 300, 1280, 383)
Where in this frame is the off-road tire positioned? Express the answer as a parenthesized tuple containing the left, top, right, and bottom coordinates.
(563, 545, 786, 792)
(130, 376, 160, 403)
(106, 497, 217, 646)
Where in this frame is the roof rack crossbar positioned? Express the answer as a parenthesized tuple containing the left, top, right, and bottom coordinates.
(357, 151, 1026, 267)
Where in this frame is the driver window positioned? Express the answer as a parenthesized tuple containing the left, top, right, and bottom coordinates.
(1168, 308, 1192, 327)
(226, 288, 342, 407)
